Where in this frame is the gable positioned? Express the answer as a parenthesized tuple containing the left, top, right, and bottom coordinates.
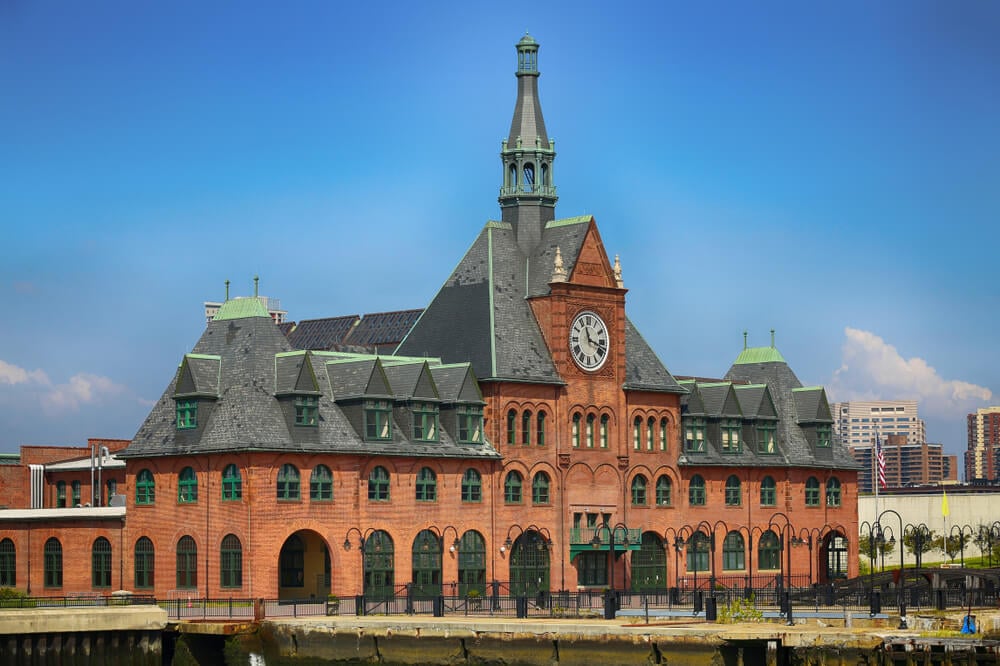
(174, 354, 221, 398)
(567, 220, 615, 288)
(274, 351, 320, 395)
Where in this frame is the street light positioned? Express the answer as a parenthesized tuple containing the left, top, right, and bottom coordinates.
(863, 509, 906, 629)
(768, 512, 795, 625)
(949, 524, 974, 567)
(904, 523, 933, 571)
(591, 519, 630, 618)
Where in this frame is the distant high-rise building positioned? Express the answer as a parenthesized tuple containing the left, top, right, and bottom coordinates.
(849, 434, 957, 492)
(966, 406, 1000, 482)
(832, 400, 926, 448)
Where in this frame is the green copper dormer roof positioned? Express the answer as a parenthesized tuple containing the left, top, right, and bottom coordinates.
(213, 297, 270, 321)
(733, 346, 787, 365)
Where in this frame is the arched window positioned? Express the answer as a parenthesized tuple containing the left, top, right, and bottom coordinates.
(364, 530, 395, 600)
(461, 468, 482, 502)
(56, 481, 66, 508)
(758, 530, 781, 570)
(522, 163, 535, 191)
(134, 537, 154, 589)
(508, 163, 517, 190)
(631, 532, 666, 592)
(176, 536, 197, 589)
(536, 411, 546, 447)
(826, 477, 842, 507)
(507, 409, 517, 446)
(689, 475, 706, 506)
(540, 163, 549, 188)
(655, 476, 672, 506)
(633, 416, 642, 450)
(136, 469, 155, 505)
(509, 530, 550, 596)
(647, 417, 655, 451)
(572, 413, 581, 448)
(310, 465, 333, 501)
(760, 476, 776, 506)
(686, 532, 709, 572)
(44, 538, 62, 588)
(277, 464, 300, 501)
(725, 475, 741, 506)
(222, 464, 242, 501)
(411, 529, 442, 599)
(631, 475, 648, 506)
(0, 538, 14, 587)
(659, 417, 668, 451)
(368, 466, 390, 502)
(92, 537, 112, 588)
(221, 534, 242, 588)
(722, 531, 745, 571)
(504, 471, 523, 504)
(415, 467, 436, 502)
(532, 472, 550, 504)
(178, 466, 198, 503)
(586, 413, 595, 448)
(600, 414, 609, 448)
(522, 410, 531, 445)
(458, 531, 486, 596)
(805, 477, 820, 506)
(279, 534, 304, 588)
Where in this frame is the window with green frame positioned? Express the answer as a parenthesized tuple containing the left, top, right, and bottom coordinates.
(413, 402, 439, 441)
(760, 476, 776, 506)
(457, 530, 486, 596)
(721, 419, 741, 453)
(686, 533, 709, 572)
(631, 475, 647, 506)
(805, 476, 820, 506)
(71, 480, 81, 506)
(44, 538, 62, 588)
(757, 421, 777, 454)
(458, 405, 483, 443)
(647, 417, 655, 451)
(826, 477, 841, 507)
(688, 475, 706, 506)
(504, 471, 522, 504)
(531, 472, 549, 504)
(56, 481, 66, 508)
(176, 536, 197, 589)
(294, 395, 319, 426)
(724, 475, 741, 506)
(633, 416, 641, 450)
(222, 464, 242, 501)
(586, 413, 595, 448)
(176, 399, 197, 429)
(571, 413, 581, 447)
(506, 409, 517, 445)
(368, 466, 390, 501)
(136, 469, 155, 505)
(600, 414, 609, 448)
(0, 538, 15, 587)
(521, 410, 531, 445)
(817, 424, 832, 447)
(310, 465, 333, 501)
(220, 534, 242, 588)
(655, 475, 672, 506)
(415, 467, 436, 502)
(576, 551, 607, 586)
(92, 537, 112, 588)
(276, 464, 300, 501)
(134, 537, 154, 589)
(685, 418, 706, 453)
(363, 400, 392, 441)
(461, 468, 481, 502)
(758, 530, 780, 570)
(722, 531, 745, 571)
(659, 417, 668, 451)
(536, 411, 546, 447)
(178, 466, 198, 503)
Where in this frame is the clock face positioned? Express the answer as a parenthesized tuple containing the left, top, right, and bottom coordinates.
(569, 311, 609, 371)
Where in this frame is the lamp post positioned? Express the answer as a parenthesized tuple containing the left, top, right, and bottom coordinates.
(768, 512, 794, 625)
(904, 523, 932, 571)
(863, 509, 906, 628)
(949, 524, 974, 567)
(591, 519, 630, 619)
(344, 527, 378, 612)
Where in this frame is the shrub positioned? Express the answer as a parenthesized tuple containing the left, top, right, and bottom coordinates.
(717, 595, 763, 624)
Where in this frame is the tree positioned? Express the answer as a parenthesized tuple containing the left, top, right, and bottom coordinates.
(973, 525, 997, 566)
(933, 532, 970, 563)
(902, 527, 936, 568)
(858, 533, 895, 570)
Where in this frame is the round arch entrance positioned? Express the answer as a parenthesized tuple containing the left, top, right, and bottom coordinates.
(278, 530, 331, 600)
(509, 530, 550, 596)
(820, 531, 848, 583)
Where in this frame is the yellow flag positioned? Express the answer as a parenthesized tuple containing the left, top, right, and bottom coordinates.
(941, 490, 949, 517)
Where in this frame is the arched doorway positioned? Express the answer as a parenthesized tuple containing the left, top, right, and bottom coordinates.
(822, 532, 848, 582)
(458, 530, 486, 596)
(632, 532, 666, 592)
(509, 530, 550, 596)
(278, 530, 331, 600)
(363, 530, 395, 600)
(411, 529, 442, 599)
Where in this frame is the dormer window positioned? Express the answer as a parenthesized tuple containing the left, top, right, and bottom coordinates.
(413, 402, 439, 442)
(817, 424, 832, 448)
(684, 418, 706, 453)
(364, 399, 392, 441)
(294, 396, 319, 427)
(721, 419, 741, 453)
(176, 400, 197, 429)
(757, 421, 777, 454)
(458, 406, 483, 444)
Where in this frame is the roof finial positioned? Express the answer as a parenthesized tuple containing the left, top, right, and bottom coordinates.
(550, 246, 567, 283)
(225, 280, 230, 302)
(613, 254, 624, 288)
(743, 330, 748, 350)
(770, 328, 775, 348)
(254, 275, 259, 297)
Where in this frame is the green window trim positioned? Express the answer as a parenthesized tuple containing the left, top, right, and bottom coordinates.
(571, 413, 581, 448)
(222, 464, 242, 501)
(368, 466, 390, 502)
(600, 414, 609, 449)
(586, 414, 595, 448)
(722, 532, 745, 571)
(415, 467, 436, 502)
(685, 418, 706, 453)
(136, 469, 155, 505)
(631, 475, 647, 506)
(633, 416, 641, 451)
(817, 424, 832, 448)
(659, 418, 668, 452)
(277, 464, 301, 501)
(506, 409, 517, 446)
(176, 400, 198, 430)
(413, 403, 439, 442)
(71, 480, 81, 507)
(176, 536, 198, 589)
(461, 468, 482, 503)
(688, 475, 706, 506)
(724, 475, 741, 506)
(504, 471, 522, 504)
(536, 411, 546, 447)
(44, 538, 62, 588)
(758, 531, 781, 570)
(458, 406, 484, 444)
(757, 422, 777, 454)
(178, 467, 198, 503)
(721, 419, 742, 453)
(310, 465, 334, 501)
(531, 472, 549, 505)
(686, 533, 709, 572)
(364, 400, 393, 441)
(647, 417, 655, 451)
(655, 476, 672, 506)
(805, 477, 820, 507)
(220, 534, 242, 589)
(760, 476, 776, 507)
(521, 410, 531, 445)
(0, 538, 15, 588)
(294, 395, 319, 427)
(826, 477, 842, 507)
(56, 481, 66, 508)
(134, 537, 154, 589)
(92, 537, 112, 588)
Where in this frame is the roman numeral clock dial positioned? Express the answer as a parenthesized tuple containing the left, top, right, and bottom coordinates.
(569, 311, 609, 371)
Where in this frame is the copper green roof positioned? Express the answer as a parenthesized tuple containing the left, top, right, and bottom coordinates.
(732, 346, 787, 365)
(791, 386, 824, 392)
(545, 216, 591, 229)
(213, 297, 270, 321)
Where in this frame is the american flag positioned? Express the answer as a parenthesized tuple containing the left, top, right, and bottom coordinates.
(875, 431, 887, 489)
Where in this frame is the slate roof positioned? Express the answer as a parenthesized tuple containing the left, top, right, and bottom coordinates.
(122, 311, 499, 461)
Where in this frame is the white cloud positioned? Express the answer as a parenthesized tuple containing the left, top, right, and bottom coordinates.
(0, 359, 50, 386)
(829, 327, 992, 418)
(42, 373, 128, 412)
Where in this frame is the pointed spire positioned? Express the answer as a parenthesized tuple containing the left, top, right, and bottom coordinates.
(225, 280, 230, 302)
(770, 329, 776, 348)
(550, 246, 567, 283)
(613, 254, 624, 288)
(743, 330, 748, 350)
(254, 275, 259, 297)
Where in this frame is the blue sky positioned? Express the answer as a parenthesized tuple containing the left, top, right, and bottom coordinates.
(2, 1, 998, 469)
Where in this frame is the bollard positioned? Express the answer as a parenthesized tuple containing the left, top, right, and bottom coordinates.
(694, 590, 703, 615)
(870, 590, 881, 615)
(705, 596, 717, 622)
(355, 594, 366, 616)
(603, 590, 616, 620)
(935, 589, 945, 611)
(433, 595, 444, 617)
(516, 596, 528, 618)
